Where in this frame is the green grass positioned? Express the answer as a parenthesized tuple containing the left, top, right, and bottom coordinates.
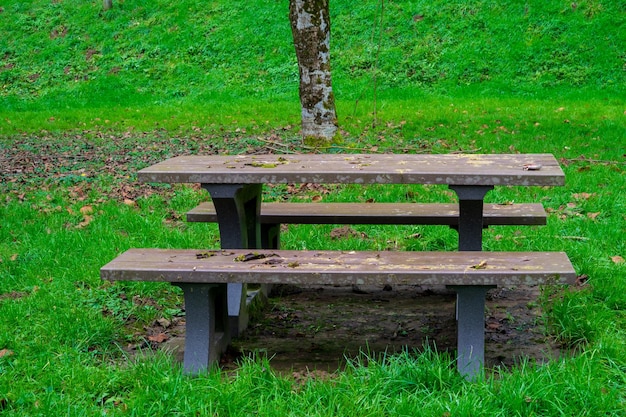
(1, 0, 625, 133)
(1, 0, 626, 415)
(1, 111, 625, 415)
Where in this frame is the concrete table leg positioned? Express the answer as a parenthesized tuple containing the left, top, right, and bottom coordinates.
(175, 283, 229, 374)
(202, 184, 262, 337)
(449, 285, 495, 380)
(449, 185, 493, 251)
(449, 186, 494, 379)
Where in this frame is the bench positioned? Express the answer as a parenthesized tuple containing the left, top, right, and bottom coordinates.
(186, 202, 547, 248)
(101, 248, 576, 379)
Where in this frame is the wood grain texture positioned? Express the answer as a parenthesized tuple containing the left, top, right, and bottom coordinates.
(186, 202, 547, 225)
(137, 154, 564, 186)
(101, 249, 576, 287)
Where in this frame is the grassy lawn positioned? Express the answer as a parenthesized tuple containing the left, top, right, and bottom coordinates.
(1, 0, 625, 415)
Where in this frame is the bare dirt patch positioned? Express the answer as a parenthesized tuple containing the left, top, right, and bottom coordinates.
(159, 284, 564, 375)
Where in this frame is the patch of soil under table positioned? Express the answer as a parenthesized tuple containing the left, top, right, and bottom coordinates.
(158, 284, 564, 375)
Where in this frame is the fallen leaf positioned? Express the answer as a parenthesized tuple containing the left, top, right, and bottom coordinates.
(522, 164, 542, 171)
(148, 333, 169, 343)
(10, 254, 18, 261)
(587, 212, 600, 220)
(0, 349, 14, 358)
(234, 253, 276, 262)
(471, 260, 488, 269)
(157, 318, 171, 328)
(573, 192, 595, 200)
(611, 256, 624, 264)
(576, 274, 589, 286)
(123, 199, 136, 206)
(79, 205, 94, 215)
(76, 215, 93, 229)
(196, 251, 217, 259)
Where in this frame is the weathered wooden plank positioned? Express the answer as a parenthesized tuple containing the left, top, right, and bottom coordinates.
(101, 249, 576, 287)
(137, 154, 564, 186)
(186, 202, 547, 226)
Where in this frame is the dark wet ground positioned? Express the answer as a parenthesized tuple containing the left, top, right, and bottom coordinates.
(155, 284, 564, 375)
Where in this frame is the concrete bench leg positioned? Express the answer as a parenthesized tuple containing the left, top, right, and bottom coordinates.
(450, 285, 495, 380)
(175, 283, 229, 374)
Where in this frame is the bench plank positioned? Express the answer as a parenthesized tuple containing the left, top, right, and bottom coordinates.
(101, 249, 575, 287)
(186, 202, 547, 226)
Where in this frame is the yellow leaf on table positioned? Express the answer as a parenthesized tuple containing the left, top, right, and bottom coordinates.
(471, 260, 488, 269)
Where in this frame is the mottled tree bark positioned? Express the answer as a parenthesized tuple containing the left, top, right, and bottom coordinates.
(289, 0, 338, 145)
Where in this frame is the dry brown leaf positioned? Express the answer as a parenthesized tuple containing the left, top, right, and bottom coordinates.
(79, 205, 94, 215)
(573, 192, 595, 200)
(611, 255, 624, 264)
(148, 333, 169, 343)
(123, 199, 137, 206)
(76, 215, 93, 229)
(0, 349, 14, 358)
(587, 212, 600, 220)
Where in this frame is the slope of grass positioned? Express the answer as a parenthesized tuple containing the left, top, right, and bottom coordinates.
(1, 0, 624, 132)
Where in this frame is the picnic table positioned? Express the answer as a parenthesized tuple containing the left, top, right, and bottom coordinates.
(138, 153, 563, 251)
(102, 153, 574, 378)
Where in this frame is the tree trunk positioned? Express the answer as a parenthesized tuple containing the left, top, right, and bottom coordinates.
(103, 0, 113, 11)
(289, 0, 338, 145)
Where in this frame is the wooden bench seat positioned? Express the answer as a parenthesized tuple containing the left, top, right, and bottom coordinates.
(187, 201, 547, 226)
(187, 202, 547, 248)
(101, 248, 575, 378)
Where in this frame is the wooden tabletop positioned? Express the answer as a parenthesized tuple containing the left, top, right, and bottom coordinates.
(138, 154, 564, 186)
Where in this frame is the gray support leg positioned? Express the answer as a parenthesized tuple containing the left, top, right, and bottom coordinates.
(449, 285, 494, 380)
(201, 184, 262, 337)
(449, 185, 493, 251)
(175, 283, 229, 374)
(448, 186, 494, 379)
(261, 223, 281, 249)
